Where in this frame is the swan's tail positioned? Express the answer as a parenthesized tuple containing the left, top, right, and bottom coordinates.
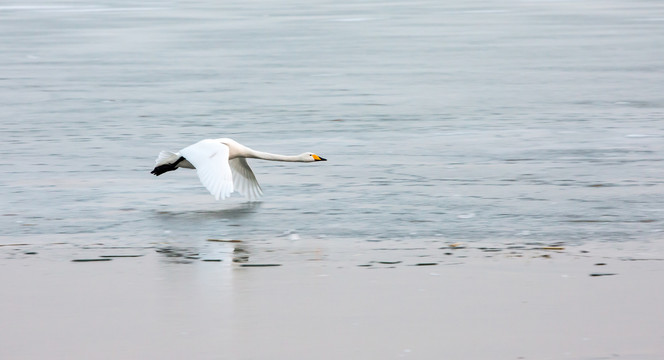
(151, 151, 182, 176)
(155, 151, 180, 166)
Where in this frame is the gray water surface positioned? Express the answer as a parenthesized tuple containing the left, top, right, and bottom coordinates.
(2, 0, 664, 253)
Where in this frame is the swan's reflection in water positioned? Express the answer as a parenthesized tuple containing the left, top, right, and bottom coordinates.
(155, 242, 252, 264)
(153, 202, 260, 265)
(153, 201, 262, 221)
(232, 244, 250, 263)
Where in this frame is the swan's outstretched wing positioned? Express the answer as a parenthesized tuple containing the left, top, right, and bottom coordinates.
(229, 158, 263, 201)
(180, 139, 233, 200)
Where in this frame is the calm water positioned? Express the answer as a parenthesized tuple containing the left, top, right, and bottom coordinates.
(2, 0, 664, 254)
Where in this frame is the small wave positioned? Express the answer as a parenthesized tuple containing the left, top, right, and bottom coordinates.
(0, 5, 164, 13)
(331, 17, 375, 22)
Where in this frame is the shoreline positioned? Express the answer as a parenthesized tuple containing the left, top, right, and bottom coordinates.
(1, 238, 663, 359)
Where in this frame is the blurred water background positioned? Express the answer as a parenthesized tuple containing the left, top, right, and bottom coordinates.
(2, 0, 663, 255)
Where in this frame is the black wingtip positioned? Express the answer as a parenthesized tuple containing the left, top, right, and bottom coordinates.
(151, 157, 186, 176)
(151, 164, 177, 176)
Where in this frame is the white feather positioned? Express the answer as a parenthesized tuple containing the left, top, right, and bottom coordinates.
(229, 158, 263, 201)
(155, 151, 180, 166)
(180, 140, 234, 200)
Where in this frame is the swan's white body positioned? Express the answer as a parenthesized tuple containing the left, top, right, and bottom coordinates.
(152, 138, 326, 201)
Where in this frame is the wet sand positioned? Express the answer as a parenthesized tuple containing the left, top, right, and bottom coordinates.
(1, 240, 663, 360)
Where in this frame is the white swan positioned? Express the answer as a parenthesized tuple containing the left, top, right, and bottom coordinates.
(151, 138, 326, 200)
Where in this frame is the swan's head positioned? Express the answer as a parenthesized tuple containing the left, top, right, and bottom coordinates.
(301, 153, 327, 162)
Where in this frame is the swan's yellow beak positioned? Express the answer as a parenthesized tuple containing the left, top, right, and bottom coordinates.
(312, 154, 327, 161)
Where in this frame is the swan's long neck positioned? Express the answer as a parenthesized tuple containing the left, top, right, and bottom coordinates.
(247, 150, 303, 162)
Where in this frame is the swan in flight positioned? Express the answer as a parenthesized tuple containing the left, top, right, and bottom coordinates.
(151, 138, 326, 200)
